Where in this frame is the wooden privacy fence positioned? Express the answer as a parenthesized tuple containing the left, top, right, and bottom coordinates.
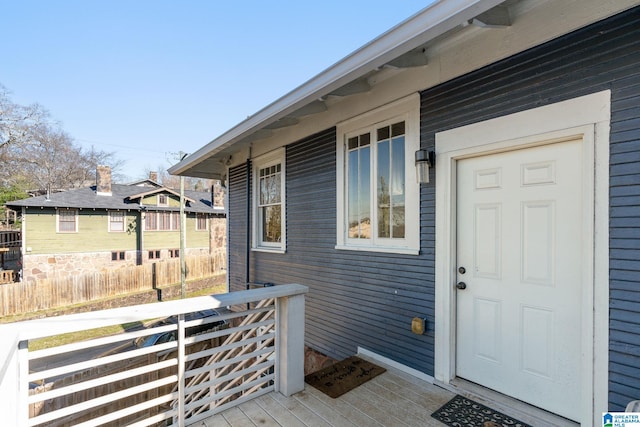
(0, 252, 226, 317)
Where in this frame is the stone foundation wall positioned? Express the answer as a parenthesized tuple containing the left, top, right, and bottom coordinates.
(304, 346, 337, 375)
(22, 251, 138, 282)
(21, 247, 217, 282)
(19, 218, 227, 282)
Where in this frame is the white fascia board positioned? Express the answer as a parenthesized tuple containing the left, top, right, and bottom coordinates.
(168, 0, 505, 176)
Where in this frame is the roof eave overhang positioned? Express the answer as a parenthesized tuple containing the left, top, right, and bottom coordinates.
(168, 0, 506, 178)
(127, 187, 196, 204)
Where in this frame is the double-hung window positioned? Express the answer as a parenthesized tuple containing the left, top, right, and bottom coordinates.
(145, 212, 157, 230)
(196, 213, 208, 231)
(145, 211, 179, 231)
(109, 211, 125, 232)
(58, 209, 78, 233)
(337, 94, 420, 254)
(252, 148, 285, 252)
(158, 212, 173, 230)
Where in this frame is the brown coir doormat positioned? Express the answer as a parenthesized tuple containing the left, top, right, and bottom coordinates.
(304, 355, 386, 398)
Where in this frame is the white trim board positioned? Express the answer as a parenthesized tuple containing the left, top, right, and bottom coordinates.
(335, 94, 421, 255)
(170, 0, 636, 179)
(433, 90, 610, 427)
(357, 347, 435, 385)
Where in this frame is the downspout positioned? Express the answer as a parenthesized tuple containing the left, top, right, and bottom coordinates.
(179, 151, 189, 299)
(20, 207, 26, 282)
(245, 147, 252, 295)
(180, 174, 186, 299)
(139, 209, 145, 266)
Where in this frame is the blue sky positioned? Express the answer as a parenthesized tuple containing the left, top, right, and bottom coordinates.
(2, 1, 430, 182)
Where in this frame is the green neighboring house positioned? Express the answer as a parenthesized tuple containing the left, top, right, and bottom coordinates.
(5, 166, 225, 281)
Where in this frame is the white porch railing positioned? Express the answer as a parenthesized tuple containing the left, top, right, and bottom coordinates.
(0, 283, 308, 426)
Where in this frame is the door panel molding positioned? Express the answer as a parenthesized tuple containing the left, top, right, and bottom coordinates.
(456, 142, 583, 420)
(434, 90, 610, 426)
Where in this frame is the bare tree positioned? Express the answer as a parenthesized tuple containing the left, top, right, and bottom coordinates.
(160, 169, 213, 191)
(77, 146, 126, 185)
(11, 124, 81, 193)
(12, 124, 123, 192)
(138, 164, 213, 191)
(0, 84, 124, 192)
(0, 84, 50, 149)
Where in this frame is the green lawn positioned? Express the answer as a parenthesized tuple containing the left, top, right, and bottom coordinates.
(29, 322, 141, 351)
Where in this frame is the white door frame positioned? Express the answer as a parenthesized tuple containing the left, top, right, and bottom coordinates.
(434, 90, 611, 426)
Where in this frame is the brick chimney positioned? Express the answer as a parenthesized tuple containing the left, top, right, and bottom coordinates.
(149, 171, 158, 182)
(96, 165, 112, 196)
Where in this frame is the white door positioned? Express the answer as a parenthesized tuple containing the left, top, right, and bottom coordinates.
(456, 139, 584, 421)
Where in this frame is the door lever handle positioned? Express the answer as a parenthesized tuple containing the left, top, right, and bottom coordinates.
(456, 282, 467, 290)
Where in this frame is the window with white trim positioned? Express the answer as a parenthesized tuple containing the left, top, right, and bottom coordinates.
(253, 149, 285, 252)
(109, 211, 125, 232)
(336, 94, 420, 254)
(145, 211, 179, 231)
(58, 209, 78, 233)
(158, 194, 168, 206)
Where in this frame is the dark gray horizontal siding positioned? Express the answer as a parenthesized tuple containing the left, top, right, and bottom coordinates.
(228, 127, 436, 374)
(417, 6, 640, 411)
(288, 129, 435, 365)
(226, 6, 640, 408)
(228, 162, 250, 293)
(609, 18, 640, 410)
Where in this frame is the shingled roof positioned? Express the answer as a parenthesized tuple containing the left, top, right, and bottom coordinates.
(6, 181, 223, 214)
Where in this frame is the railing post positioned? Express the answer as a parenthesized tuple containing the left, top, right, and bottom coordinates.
(177, 313, 186, 427)
(275, 293, 305, 397)
(17, 340, 29, 426)
(0, 331, 21, 426)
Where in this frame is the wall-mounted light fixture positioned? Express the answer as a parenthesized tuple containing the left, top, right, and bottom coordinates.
(415, 149, 435, 184)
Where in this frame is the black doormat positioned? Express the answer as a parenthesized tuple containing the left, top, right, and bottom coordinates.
(431, 395, 533, 427)
(304, 355, 386, 398)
